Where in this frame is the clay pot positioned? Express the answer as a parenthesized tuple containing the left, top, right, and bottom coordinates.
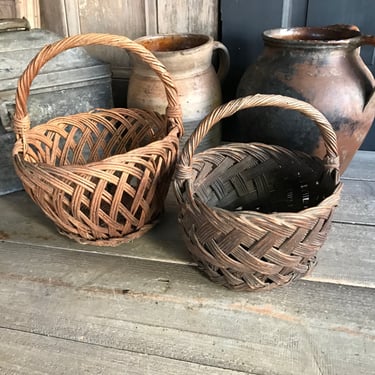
(128, 33, 230, 151)
(236, 24, 375, 172)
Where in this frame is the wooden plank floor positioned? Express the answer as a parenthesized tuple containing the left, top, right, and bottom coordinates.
(0, 151, 374, 375)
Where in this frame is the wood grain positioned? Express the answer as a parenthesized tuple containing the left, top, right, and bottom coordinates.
(39, 0, 67, 36)
(333, 180, 375, 224)
(343, 150, 375, 181)
(0, 328, 248, 375)
(15, 0, 40, 28)
(38, 0, 219, 82)
(0, 0, 16, 18)
(0, 242, 374, 375)
(0, 0, 40, 28)
(77, 0, 146, 69)
(157, 0, 219, 37)
(145, 0, 158, 34)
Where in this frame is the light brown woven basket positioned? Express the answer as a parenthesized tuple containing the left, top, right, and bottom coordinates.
(12, 33, 183, 246)
(174, 94, 342, 291)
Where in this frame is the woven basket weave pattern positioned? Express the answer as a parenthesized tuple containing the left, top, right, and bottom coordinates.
(12, 34, 183, 246)
(175, 94, 342, 291)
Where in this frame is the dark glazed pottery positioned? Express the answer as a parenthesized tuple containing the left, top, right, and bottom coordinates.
(236, 25, 375, 172)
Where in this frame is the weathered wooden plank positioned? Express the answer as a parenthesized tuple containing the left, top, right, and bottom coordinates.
(0, 0, 16, 18)
(1, 183, 374, 287)
(39, 0, 68, 37)
(157, 0, 193, 34)
(145, 0, 158, 34)
(343, 150, 374, 181)
(39, 0, 147, 76)
(15, 0, 40, 28)
(306, 223, 375, 287)
(0, 328, 247, 375)
(0, 189, 193, 264)
(333, 179, 375, 225)
(64, 0, 81, 35)
(1, 241, 373, 331)
(157, 0, 219, 37)
(76, 0, 146, 69)
(78, 0, 146, 38)
(0, 243, 374, 374)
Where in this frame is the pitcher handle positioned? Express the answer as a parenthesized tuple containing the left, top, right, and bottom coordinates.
(213, 41, 230, 81)
(353, 35, 375, 114)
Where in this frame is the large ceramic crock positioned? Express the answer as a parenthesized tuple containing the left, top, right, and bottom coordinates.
(236, 24, 375, 172)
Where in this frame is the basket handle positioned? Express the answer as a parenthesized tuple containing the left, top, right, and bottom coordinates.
(13, 33, 183, 141)
(176, 94, 339, 180)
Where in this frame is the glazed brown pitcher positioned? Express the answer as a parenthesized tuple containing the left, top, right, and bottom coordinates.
(236, 24, 375, 172)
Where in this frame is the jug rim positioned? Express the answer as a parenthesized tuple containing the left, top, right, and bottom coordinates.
(134, 33, 213, 54)
(263, 25, 362, 48)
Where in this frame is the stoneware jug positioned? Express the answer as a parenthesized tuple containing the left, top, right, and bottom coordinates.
(128, 33, 230, 151)
(236, 24, 375, 172)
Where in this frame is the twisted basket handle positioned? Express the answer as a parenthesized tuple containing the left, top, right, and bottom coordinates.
(13, 33, 183, 143)
(176, 94, 339, 180)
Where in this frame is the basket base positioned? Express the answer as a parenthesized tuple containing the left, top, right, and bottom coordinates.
(56, 219, 159, 247)
(196, 256, 318, 292)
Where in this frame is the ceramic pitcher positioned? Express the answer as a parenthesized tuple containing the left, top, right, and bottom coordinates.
(236, 24, 375, 172)
(128, 33, 230, 151)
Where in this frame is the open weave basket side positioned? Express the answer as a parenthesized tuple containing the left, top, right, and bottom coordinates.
(174, 94, 342, 291)
(12, 33, 183, 246)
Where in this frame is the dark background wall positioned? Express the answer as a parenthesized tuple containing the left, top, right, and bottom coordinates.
(220, 0, 375, 150)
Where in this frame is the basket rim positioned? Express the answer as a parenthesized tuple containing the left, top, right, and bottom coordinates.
(176, 140, 342, 224)
(176, 94, 340, 180)
(178, 171, 342, 226)
(12, 119, 180, 170)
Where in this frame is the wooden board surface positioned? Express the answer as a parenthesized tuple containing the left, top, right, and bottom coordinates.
(157, 0, 219, 37)
(0, 242, 374, 375)
(39, 0, 219, 76)
(0, 0, 16, 18)
(342, 150, 374, 181)
(0, 151, 374, 374)
(1, 198, 374, 287)
(0, 328, 248, 375)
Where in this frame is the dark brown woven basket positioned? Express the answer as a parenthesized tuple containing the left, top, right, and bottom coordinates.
(174, 94, 342, 291)
(12, 33, 183, 246)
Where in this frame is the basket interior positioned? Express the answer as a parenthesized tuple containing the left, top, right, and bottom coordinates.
(191, 143, 337, 213)
(24, 108, 168, 166)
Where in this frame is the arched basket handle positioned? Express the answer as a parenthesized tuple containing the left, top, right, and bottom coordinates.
(13, 33, 183, 143)
(176, 94, 339, 182)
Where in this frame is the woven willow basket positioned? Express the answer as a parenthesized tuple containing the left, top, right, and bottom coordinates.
(12, 33, 183, 246)
(174, 94, 342, 291)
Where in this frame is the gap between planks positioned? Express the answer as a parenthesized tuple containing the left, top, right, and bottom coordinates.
(1, 239, 197, 266)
